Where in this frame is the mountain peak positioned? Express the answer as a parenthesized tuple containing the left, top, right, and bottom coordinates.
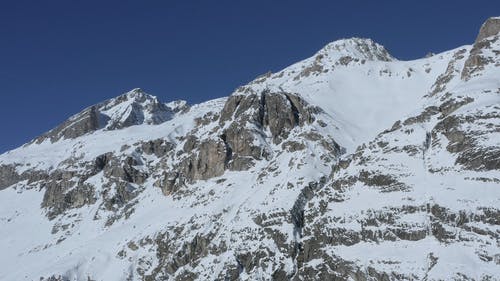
(99, 89, 171, 130)
(115, 88, 156, 104)
(34, 89, 176, 143)
(318, 37, 394, 61)
(476, 16, 500, 42)
(115, 88, 188, 113)
(105, 88, 155, 107)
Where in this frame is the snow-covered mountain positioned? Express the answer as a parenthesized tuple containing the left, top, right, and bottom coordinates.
(0, 17, 499, 281)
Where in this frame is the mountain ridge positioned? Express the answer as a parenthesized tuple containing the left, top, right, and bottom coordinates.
(0, 17, 499, 281)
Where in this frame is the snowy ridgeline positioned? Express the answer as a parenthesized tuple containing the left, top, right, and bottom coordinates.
(0, 18, 499, 281)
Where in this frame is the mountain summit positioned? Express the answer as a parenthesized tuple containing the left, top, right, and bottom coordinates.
(318, 37, 394, 62)
(0, 17, 499, 281)
(33, 88, 187, 144)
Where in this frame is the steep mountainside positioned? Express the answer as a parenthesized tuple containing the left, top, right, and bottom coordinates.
(0, 18, 499, 281)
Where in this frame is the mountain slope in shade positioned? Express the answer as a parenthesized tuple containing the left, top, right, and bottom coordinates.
(0, 17, 499, 281)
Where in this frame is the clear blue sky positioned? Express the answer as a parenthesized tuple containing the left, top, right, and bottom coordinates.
(0, 0, 498, 153)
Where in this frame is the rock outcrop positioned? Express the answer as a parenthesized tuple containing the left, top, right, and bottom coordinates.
(462, 17, 500, 80)
(220, 90, 318, 144)
(475, 17, 500, 42)
(155, 89, 329, 195)
(0, 164, 21, 190)
(35, 106, 101, 143)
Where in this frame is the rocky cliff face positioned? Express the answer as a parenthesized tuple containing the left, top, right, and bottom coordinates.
(0, 18, 499, 281)
(476, 17, 500, 42)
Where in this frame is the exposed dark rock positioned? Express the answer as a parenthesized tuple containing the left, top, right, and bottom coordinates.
(157, 171, 184, 196)
(104, 156, 148, 184)
(433, 109, 500, 171)
(475, 17, 500, 43)
(219, 93, 259, 124)
(93, 152, 113, 173)
(144, 230, 222, 279)
(42, 276, 71, 281)
(220, 90, 316, 144)
(456, 147, 500, 171)
(294, 60, 324, 80)
(428, 49, 467, 96)
(290, 177, 328, 272)
(228, 156, 255, 171)
(42, 182, 96, 219)
(358, 170, 410, 192)
(402, 106, 440, 126)
(183, 135, 199, 152)
(103, 182, 139, 211)
(438, 97, 474, 117)
(433, 116, 466, 152)
(265, 93, 311, 142)
(0, 164, 21, 190)
(382, 120, 402, 134)
(139, 139, 174, 158)
(462, 29, 498, 80)
(338, 56, 356, 66)
(221, 123, 264, 160)
(182, 139, 228, 181)
(281, 141, 306, 152)
(35, 106, 101, 143)
(0, 164, 51, 191)
(194, 111, 219, 126)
